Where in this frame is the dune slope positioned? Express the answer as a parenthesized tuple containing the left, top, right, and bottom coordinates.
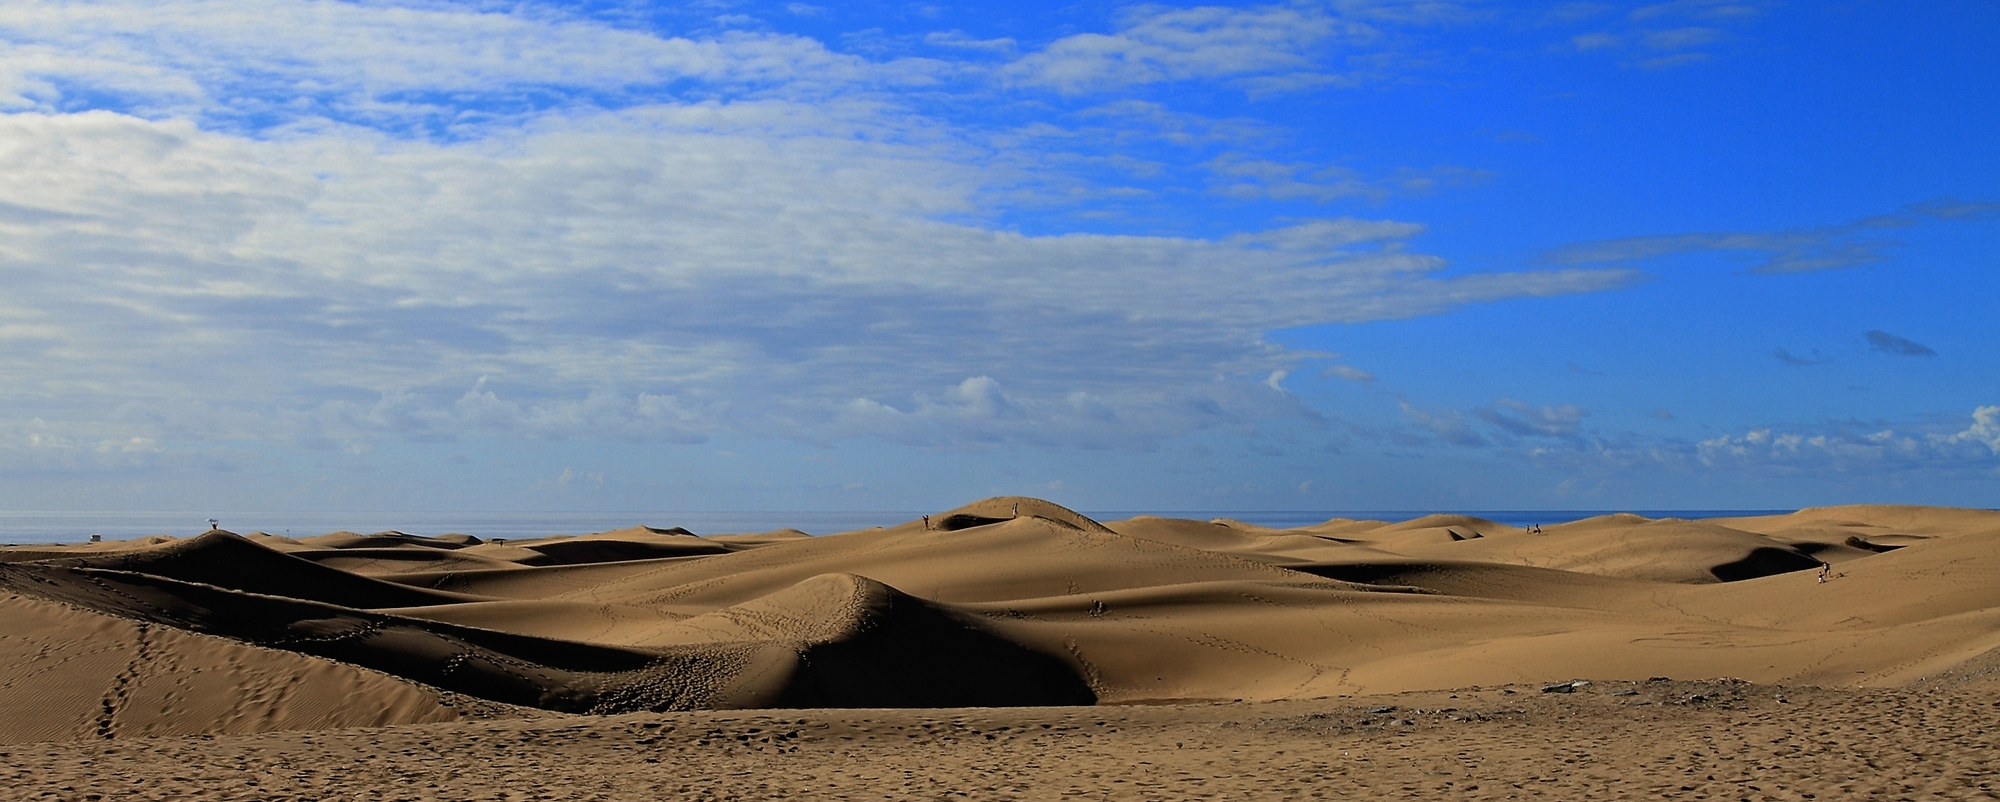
(0, 593, 482, 744)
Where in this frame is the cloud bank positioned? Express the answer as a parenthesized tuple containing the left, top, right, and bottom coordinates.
(0, 1, 1642, 470)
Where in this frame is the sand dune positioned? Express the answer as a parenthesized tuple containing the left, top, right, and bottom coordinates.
(28, 530, 478, 609)
(0, 593, 480, 743)
(3, 497, 1998, 747)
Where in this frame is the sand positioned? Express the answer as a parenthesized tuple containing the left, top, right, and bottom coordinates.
(8, 682, 1997, 800)
(3, 498, 1998, 799)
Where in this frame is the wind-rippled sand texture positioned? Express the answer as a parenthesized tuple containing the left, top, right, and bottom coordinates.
(2, 498, 1998, 798)
(6, 682, 1997, 800)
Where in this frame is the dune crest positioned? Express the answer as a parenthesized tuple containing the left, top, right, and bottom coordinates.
(935, 496, 1116, 533)
(683, 573, 1097, 708)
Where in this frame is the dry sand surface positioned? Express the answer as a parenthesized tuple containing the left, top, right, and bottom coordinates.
(6, 682, 1999, 800)
(3, 498, 1998, 799)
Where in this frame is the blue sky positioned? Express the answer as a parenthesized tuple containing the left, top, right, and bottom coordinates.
(0, 0, 1994, 513)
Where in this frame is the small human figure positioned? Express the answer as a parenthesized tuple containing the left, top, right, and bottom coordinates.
(1818, 563, 1831, 584)
(208, 518, 219, 531)
(1012, 502, 1019, 518)
(923, 515, 931, 530)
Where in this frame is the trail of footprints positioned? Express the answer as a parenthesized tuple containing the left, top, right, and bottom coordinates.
(94, 623, 153, 740)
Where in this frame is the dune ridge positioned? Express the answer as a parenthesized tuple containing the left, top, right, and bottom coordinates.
(2, 498, 1998, 744)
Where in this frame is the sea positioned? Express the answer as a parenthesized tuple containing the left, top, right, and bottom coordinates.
(0, 509, 1796, 545)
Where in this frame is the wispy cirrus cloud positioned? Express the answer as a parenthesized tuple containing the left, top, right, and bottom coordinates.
(1398, 401, 1488, 447)
(1643, 26, 1722, 50)
(1544, 3, 1617, 24)
(999, 1, 1464, 95)
(925, 30, 1017, 53)
(1475, 399, 1589, 440)
(1398, 397, 1591, 448)
(1630, 0, 1764, 22)
(0, 0, 939, 131)
(1543, 200, 2000, 274)
(1002, 5, 1345, 93)
(1558, 0, 1766, 67)
(1204, 154, 1493, 202)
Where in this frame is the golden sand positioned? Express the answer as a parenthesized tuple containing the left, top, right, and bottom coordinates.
(3, 498, 1996, 799)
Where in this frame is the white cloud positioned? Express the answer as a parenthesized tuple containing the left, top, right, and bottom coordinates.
(1631, 0, 1764, 21)
(1691, 408, 2000, 469)
(1382, 401, 2000, 481)
(1546, 3, 1616, 24)
(1571, 32, 1621, 51)
(1557, 0, 1762, 69)
(832, 375, 1308, 449)
(1206, 156, 1381, 201)
(533, 466, 604, 492)
(1929, 406, 2000, 454)
(0, 0, 1646, 463)
(1644, 26, 1722, 50)
(1399, 401, 1487, 447)
(0, 106, 1634, 455)
(0, 0, 932, 127)
(1394, 397, 1591, 448)
(1475, 399, 1588, 439)
(1206, 155, 1493, 202)
(925, 30, 1016, 53)
(1001, 4, 1374, 94)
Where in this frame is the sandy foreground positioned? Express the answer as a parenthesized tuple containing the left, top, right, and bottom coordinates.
(6, 681, 1998, 801)
(2, 498, 1998, 799)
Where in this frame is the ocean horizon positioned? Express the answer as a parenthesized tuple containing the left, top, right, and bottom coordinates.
(0, 508, 1806, 545)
